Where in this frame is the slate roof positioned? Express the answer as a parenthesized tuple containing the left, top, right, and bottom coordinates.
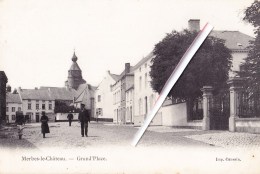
(133, 52, 154, 70)
(19, 84, 94, 102)
(69, 62, 81, 71)
(133, 31, 254, 69)
(19, 88, 54, 100)
(109, 73, 120, 81)
(210, 31, 254, 50)
(48, 87, 77, 101)
(6, 93, 22, 104)
(116, 66, 135, 82)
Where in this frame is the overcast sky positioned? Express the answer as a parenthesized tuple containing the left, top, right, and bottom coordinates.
(0, 0, 256, 90)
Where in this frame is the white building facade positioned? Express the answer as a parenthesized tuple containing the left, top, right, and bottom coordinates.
(125, 85, 134, 124)
(95, 71, 119, 122)
(133, 53, 162, 126)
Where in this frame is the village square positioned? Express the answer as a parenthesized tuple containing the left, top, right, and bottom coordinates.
(0, 0, 260, 152)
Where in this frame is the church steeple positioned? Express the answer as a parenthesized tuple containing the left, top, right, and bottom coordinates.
(72, 51, 78, 62)
(65, 51, 86, 90)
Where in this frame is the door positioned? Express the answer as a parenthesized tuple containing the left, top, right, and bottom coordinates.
(36, 113, 40, 123)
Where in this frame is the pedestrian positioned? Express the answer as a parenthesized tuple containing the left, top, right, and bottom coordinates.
(67, 111, 74, 126)
(40, 111, 50, 138)
(78, 104, 90, 137)
(15, 111, 24, 139)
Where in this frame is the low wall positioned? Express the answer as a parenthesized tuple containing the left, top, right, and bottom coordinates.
(134, 112, 162, 126)
(161, 102, 187, 126)
(55, 113, 79, 121)
(186, 120, 202, 129)
(235, 118, 260, 133)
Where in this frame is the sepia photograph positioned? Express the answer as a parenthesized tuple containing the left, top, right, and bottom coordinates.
(0, 0, 260, 173)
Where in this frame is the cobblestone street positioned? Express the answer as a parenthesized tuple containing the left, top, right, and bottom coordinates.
(1, 121, 260, 150)
(0, 122, 213, 150)
(1, 122, 260, 174)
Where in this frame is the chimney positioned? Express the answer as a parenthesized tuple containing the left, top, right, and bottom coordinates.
(188, 19, 200, 32)
(18, 87, 22, 92)
(107, 70, 110, 74)
(125, 63, 130, 74)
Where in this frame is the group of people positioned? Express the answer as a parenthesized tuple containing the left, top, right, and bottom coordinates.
(40, 104, 91, 138)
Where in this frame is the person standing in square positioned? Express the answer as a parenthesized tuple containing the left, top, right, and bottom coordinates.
(40, 111, 50, 138)
(78, 104, 90, 137)
(67, 111, 74, 126)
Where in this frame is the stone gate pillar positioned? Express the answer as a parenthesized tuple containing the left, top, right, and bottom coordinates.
(227, 78, 244, 132)
(201, 86, 213, 130)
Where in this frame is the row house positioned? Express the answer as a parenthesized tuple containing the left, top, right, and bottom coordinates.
(125, 85, 134, 123)
(18, 88, 55, 122)
(133, 53, 162, 126)
(95, 71, 119, 122)
(93, 19, 255, 133)
(6, 93, 22, 123)
(111, 63, 134, 124)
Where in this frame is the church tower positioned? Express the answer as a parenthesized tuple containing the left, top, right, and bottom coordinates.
(65, 51, 86, 90)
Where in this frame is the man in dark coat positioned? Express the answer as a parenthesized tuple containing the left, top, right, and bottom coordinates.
(40, 111, 50, 138)
(67, 112, 74, 126)
(78, 104, 90, 137)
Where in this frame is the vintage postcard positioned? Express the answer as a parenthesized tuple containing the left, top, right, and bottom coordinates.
(0, 0, 259, 173)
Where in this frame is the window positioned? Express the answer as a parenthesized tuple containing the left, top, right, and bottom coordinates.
(36, 100, 39, 102)
(28, 99, 31, 102)
(139, 98, 143, 115)
(18, 107, 21, 111)
(97, 108, 103, 116)
(139, 67, 141, 72)
(49, 104, 52, 110)
(6, 107, 8, 112)
(150, 94, 154, 110)
(12, 115, 16, 120)
(139, 76, 142, 91)
(28, 103, 31, 110)
(12, 107, 15, 112)
(36, 104, 39, 110)
(42, 104, 45, 110)
(98, 95, 101, 102)
(145, 63, 147, 68)
(145, 73, 148, 88)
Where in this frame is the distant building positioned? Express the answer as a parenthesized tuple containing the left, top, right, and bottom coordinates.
(95, 71, 120, 122)
(10, 52, 95, 122)
(18, 87, 64, 122)
(6, 93, 22, 123)
(74, 83, 96, 118)
(111, 63, 134, 124)
(0, 71, 8, 125)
